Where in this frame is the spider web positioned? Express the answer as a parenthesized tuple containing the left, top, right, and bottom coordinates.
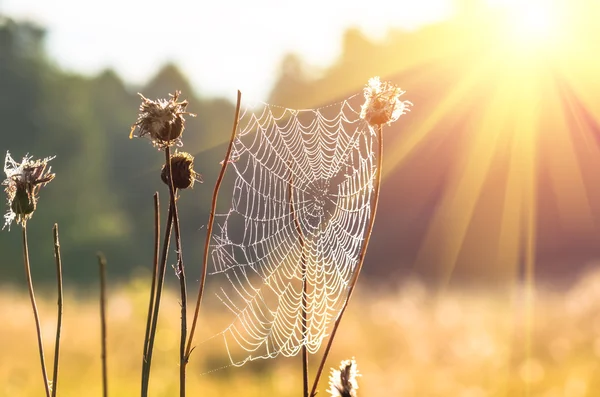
(208, 93, 378, 366)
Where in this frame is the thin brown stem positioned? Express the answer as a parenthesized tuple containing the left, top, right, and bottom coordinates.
(141, 197, 174, 396)
(185, 90, 242, 358)
(22, 224, 51, 397)
(289, 172, 309, 397)
(51, 224, 63, 397)
(309, 125, 384, 397)
(301, 271, 309, 397)
(301, 274, 308, 397)
(163, 147, 188, 397)
(142, 193, 160, 364)
(97, 253, 108, 397)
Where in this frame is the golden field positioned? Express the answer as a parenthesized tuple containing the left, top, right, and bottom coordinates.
(2, 269, 600, 397)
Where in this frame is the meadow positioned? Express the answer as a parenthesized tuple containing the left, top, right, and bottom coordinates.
(2, 268, 600, 397)
(3, 1, 600, 396)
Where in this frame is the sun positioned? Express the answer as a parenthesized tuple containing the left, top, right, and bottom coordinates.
(511, 3, 557, 40)
(382, 0, 600, 287)
(488, 0, 564, 51)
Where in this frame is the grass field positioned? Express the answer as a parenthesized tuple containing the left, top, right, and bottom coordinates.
(2, 269, 600, 397)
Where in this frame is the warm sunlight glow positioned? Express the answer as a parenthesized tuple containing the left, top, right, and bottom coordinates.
(381, 0, 600, 288)
(489, 0, 564, 50)
(512, 3, 557, 40)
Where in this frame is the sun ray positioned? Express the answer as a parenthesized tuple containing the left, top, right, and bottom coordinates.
(415, 62, 522, 286)
(556, 80, 600, 232)
(539, 77, 596, 235)
(551, 13, 600, 125)
(508, 61, 540, 397)
(495, 118, 525, 284)
(384, 51, 499, 177)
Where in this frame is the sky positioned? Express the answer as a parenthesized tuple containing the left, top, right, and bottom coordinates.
(2, 0, 452, 101)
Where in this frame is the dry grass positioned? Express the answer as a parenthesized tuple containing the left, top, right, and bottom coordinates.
(2, 268, 600, 397)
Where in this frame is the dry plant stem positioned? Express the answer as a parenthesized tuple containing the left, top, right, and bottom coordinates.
(141, 193, 174, 397)
(142, 193, 160, 362)
(164, 147, 188, 397)
(289, 174, 309, 397)
(97, 253, 108, 397)
(22, 224, 51, 397)
(309, 125, 384, 397)
(300, 247, 309, 397)
(185, 90, 242, 358)
(51, 224, 63, 397)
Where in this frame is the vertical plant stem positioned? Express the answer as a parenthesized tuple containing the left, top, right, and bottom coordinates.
(141, 193, 160, 381)
(22, 224, 51, 397)
(141, 197, 174, 396)
(289, 172, 309, 397)
(163, 147, 188, 397)
(309, 125, 384, 397)
(301, 263, 308, 397)
(97, 253, 108, 397)
(51, 224, 63, 397)
(185, 90, 242, 358)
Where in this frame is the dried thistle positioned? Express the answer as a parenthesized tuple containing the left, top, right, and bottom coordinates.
(328, 358, 360, 397)
(360, 76, 412, 127)
(161, 151, 202, 190)
(3, 151, 55, 229)
(130, 91, 196, 148)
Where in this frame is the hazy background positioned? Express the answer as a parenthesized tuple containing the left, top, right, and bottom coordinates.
(1, 0, 600, 288)
(3, 1, 600, 396)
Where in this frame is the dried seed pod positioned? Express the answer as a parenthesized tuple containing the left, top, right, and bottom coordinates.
(360, 76, 412, 127)
(130, 91, 196, 148)
(10, 187, 36, 216)
(328, 358, 360, 397)
(161, 151, 202, 190)
(3, 151, 55, 229)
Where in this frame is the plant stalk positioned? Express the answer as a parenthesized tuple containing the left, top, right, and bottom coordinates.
(141, 195, 174, 396)
(22, 224, 51, 397)
(142, 193, 160, 368)
(309, 125, 384, 397)
(289, 172, 309, 397)
(185, 90, 242, 358)
(163, 147, 188, 397)
(51, 224, 63, 397)
(97, 253, 108, 397)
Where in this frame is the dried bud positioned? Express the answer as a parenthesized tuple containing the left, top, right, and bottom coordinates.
(161, 151, 202, 190)
(360, 76, 412, 127)
(328, 358, 360, 397)
(130, 91, 196, 148)
(3, 151, 55, 229)
(11, 187, 36, 216)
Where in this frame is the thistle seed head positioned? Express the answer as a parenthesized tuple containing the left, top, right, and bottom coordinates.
(130, 90, 196, 148)
(3, 151, 55, 229)
(161, 151, 202, 190)
(328, 358, 360, 397)
(360, 76, 412, 127)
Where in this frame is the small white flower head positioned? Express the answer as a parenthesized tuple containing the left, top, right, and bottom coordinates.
(360, 76, 412, 127)
(3, 151, 55, 229)
(328, 358, 360, 397)
(130, 90, 196, 148)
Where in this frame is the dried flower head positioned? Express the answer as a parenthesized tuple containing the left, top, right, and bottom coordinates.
(3, 152, 55, 229)
(161, 151, 202, 190)
(328, 358, 360, 397)
(360, 76, 412, 127)
(130, 90, 196, 148)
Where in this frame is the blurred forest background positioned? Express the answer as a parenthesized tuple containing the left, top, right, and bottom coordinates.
(1, 0, 600, 288)
(3, 1, 600, 396)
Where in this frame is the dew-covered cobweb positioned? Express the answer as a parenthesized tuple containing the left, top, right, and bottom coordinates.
(206, 93, 379, 366)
